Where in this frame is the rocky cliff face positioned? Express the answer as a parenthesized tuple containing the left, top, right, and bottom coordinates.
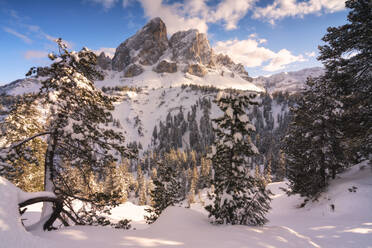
(169, 29, 214, 66)
(97, 52, 112, 70)
(111, 17, 168, 71)
(108, 17, 251, 81)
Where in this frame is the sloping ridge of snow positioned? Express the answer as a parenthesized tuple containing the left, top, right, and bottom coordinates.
(1, 162, 371, 248)
(0, 177, 56, 248)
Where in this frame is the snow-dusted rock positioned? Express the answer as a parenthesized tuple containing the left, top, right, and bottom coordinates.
(186, 64, 207, 77)
(169, 29, 213, 66)
(112, 17, 168, 71)
(97, 52, 112, 70)
(153, 60, 177, 73)
(124, 64, 144, 77)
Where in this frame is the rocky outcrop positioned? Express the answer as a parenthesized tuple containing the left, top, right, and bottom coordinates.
(112, 17, 169, 71)
(215, 54, 252, 81)
(153, 60, 177, 73)
(106, 17, 253, 81)
(169, 30, 214, 66)
(97, 52, 112, 70)
(186, 64, 207, 77)
(124, 64, 144, 77)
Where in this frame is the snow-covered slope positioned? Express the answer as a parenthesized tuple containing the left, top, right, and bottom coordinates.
(2, 162, 371, 248)
(267, 160, 372, 248)
(253, 67, 324, 93)
(95, 66, 263, 92)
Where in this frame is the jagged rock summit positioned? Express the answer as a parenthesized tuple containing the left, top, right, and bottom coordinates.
(106, 17, 252, 81)
(112, 17, 168, 72)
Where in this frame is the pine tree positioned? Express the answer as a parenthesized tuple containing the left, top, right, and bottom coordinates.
(265, 157, 272, 185)
(199, 157, 212, 188)
(145, 150, 183, 224)
(283, 77, 344, 199)
(188, 166, 199, 205)
(137, 164, 147, 205)
(0, 39, 135, 224)
(318, 0, 372, 161)
(205, 91, 271, 225)
(276, 150, 286, 181)
(1, 96, 46, 191)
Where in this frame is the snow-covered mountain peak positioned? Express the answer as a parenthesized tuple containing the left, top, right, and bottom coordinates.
(104, 17, 257, 90)
(252, 67, 324, 94)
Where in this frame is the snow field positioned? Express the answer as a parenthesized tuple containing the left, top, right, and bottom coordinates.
(1, 162, 371, 248)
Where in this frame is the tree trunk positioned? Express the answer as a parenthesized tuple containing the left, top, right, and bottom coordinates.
(19, 196, 63, 231)
(41, 133, 58, 220)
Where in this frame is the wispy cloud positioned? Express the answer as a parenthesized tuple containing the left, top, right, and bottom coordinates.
(214, 38, 305, 72)
(253, 0, 345, 24)
(3, 27, 32, 44)
(87, 0, 119, 10)
(24, 50, 48, 60)
(126, 0, 256, 34)
(305, 51, 316, 57)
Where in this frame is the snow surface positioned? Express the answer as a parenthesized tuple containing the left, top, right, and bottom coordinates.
(252, 67, 324, 94)
(1, 162, 371, 248)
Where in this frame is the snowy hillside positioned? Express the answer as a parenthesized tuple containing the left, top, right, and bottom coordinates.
(2, 162, 371, 248)
(252, 67, 324, 94)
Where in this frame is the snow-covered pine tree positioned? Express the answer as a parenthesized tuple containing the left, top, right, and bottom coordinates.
(283, 77, 344, 199)
(0, 39, 135, 226)
(318, 0, 372, 161)
(137, 164, 147, 205)
(0, 95, 45, 191)
(145, 150, 183, 224)
(276, 150, 286, 181)
(205, 91, 271, 225)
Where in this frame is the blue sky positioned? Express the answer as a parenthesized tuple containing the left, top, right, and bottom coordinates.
(0, 0, 348, 85)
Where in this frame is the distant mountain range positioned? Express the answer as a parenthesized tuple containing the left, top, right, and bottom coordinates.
(1, 17, 324, 96)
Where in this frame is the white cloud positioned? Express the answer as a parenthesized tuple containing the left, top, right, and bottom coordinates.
(264, 49, 305, 71)
(305, 51, 316, 57)
(24, 24, 74, 49)
(214, 38, 305, 72)
(95, 47, 116, 58)
(210, 0, 256, 30)
(253, 0, 345, 23)
(122, 0, 134, 7)
(134, 0, 255, 34)
(24, 50, 48, 60)
(138, 0, 208, 34)
(88, 0, 119, 10)
(3, 27, 32, 44)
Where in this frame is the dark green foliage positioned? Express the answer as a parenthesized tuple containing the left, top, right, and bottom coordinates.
(205, 91, 271, 226)
(145, 150, 184, 224)
(318, 0, 372, 161)
(283, 77, 345, 199)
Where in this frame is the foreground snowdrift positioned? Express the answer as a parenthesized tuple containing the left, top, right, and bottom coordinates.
(267, 160, 372, 248)
(0, 177, 56, 248)
(1, 162, 371, 248)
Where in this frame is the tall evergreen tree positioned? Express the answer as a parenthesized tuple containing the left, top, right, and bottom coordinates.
(145, 150, 183, 224)
(318, 0, 372, 161)
(283, 77, 344, 199)
(205, 91, 271, 225)
(0, 39, 135, 224)
(1, 96, 46, 191)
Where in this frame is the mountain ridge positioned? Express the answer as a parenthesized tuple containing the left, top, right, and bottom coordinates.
(0, 17, 323, 95)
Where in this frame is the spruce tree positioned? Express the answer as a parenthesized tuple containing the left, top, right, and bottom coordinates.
(318, 0, 372, 161)
(0, 39, 135, 224)
(145, 150, 183, 224)
(283, 77, 344, 199)
(1, 96, 46, 191)
(205, 91, 271, 225)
